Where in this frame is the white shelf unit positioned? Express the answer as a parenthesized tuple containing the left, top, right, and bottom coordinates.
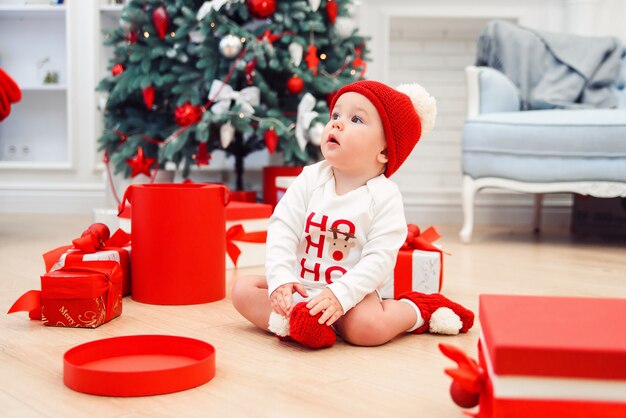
(0, 2, 70, 168)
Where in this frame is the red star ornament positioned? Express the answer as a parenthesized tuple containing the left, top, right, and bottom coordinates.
(195, 142, 211, 166)
(305, 45, 320, 76)
(126, 147, 156, 178)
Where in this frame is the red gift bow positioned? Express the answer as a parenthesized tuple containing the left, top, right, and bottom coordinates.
(8, 261, 121, 323)
(226, 224, 267, 267)
(42, 224, 131, 272)
(401, 224, 443, 253)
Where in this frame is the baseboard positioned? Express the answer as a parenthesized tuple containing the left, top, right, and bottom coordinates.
(0, 183, 106, 214)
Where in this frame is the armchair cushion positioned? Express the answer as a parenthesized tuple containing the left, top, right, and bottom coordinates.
(478, 67, 521, 114)
(462, 109, 626, 183)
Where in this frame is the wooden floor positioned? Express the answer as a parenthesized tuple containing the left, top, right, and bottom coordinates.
(1, 213, 624, 418)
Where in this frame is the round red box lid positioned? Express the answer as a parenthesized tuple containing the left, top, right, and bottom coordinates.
(63, 335, 216, 396)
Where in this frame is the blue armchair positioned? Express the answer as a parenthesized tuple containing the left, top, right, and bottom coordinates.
(459, 50, 626, 243)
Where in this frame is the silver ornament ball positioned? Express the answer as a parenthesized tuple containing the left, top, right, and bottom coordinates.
(219, 34, 243, 58)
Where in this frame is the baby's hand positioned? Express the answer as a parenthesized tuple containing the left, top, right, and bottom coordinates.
(307, 288, 344, 326)
(270, 283, 308, 317)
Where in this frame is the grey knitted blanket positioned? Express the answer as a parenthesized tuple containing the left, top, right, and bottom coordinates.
(476, 20, 623, 110)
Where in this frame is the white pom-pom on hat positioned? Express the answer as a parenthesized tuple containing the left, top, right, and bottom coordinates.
(396, 83, 437, 137)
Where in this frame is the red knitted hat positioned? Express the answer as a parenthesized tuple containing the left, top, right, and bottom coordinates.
(330, 80, 436, 177)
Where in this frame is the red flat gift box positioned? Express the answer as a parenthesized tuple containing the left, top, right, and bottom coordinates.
(470, 294, 626, 418)
(225, 201, 271, 269)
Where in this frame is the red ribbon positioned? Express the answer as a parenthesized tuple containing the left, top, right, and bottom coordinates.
(401, 224, 443, 253)
(226, 224, 267, 267)
(42, 225, 131, 272)
(439, 343, 485, 395)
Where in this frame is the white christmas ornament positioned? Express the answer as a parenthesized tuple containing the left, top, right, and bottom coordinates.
(219, 34, 243, 58)
(197, 0, 230, 20)
(288, 42, 304, 66)
(308, 0, 321, 12)
(334, 17, 356, 39)
(189, 30, 206, 43)
(220, 122, 235, 148)
(295, 93, 319, 151)
(308, 122, 325, 146)
(208, 80, 260, 116)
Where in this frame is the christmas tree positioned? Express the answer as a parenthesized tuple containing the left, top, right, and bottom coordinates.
(98, 0, 368, 190)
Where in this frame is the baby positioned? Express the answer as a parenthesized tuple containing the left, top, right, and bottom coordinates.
(232, 80, 473, 348)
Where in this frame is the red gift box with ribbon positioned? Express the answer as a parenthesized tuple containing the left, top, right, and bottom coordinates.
(440, 295, 626, 417)
(44, 223, 131, 296)
(225, 201, 271, 269)
(8, 261, 123, 328)
(381, 224, 443, 299)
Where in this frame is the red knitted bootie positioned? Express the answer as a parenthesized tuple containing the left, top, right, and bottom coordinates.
(289, 302, 336, 348)
(268, 302, 336, 349)
(399, 292, 474, 335)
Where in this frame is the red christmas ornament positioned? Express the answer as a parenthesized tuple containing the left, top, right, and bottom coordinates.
(126, 147, 156, 178)
(353, 46, 368, 77)
(195, 142, 211, 166)
(245, 59, 257, 85)
(142, 86, 155, 109)
(126, 30, 138, 44)
(114, 130, 128, 142)
(305, 45, 320, 76)
(112, 64, 124, 76)
(286, 75, 304, 94)
(326, 0, 338, 24)
(264, 128, 279, 154)
(257, 29, 281, 44)
(449, 381, 480, 409)
(152, 5, 169, 40)
(174, 103, 202, 126)
(248, 0, 276, 18)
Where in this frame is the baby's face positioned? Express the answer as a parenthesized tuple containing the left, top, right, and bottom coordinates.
(321, 92, 387, 176)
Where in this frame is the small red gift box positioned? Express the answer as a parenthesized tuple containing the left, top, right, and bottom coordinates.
(440, 294, 626, 417)
(225, 201, 271, 269)
(44, 224, 131, 296)
(8, 261, 123, 328)
(381, 225, 443, 299)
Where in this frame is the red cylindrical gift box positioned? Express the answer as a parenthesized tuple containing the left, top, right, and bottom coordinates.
(120, 184, 230, 305)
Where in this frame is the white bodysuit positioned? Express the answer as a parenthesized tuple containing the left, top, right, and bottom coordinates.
(265, 160, 407, 314)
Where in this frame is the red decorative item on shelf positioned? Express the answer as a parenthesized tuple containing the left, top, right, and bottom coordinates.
(152, 5, 169, 40)
(0, 67, 22, 122)
(126, 147, 156, 178)
(142, 86, 155, 109)
(174, 103, 202, 126)
(111, 64, 124, 76)
(264, 127, 279, 154)
(305, 44, 320, 76)
(248, 0, 276, 18)
(286, 75, 304, 94)
(326, 0, 338, 24)
(195, 142, 211, 166)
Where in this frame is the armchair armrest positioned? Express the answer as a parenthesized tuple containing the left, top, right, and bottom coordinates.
(465, 66, 521, 118)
